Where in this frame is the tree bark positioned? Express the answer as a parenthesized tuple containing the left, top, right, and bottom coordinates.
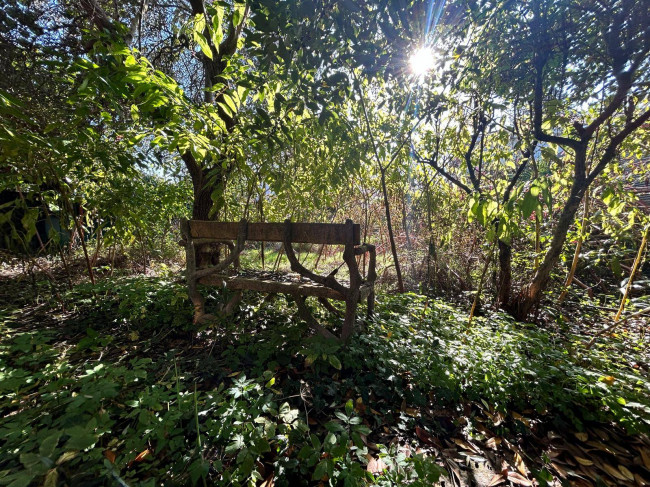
(497, 238, 512, 308)
(380, 169, 404, 293)
(510, 173, 587, 320)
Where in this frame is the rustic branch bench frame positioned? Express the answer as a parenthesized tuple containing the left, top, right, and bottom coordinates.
(179, 218, 376, 340)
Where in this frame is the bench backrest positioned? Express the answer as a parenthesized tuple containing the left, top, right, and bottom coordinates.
(188, 220, 361, 245)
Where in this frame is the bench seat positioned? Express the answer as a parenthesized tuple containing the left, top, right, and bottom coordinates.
(198, 270, 374, 301)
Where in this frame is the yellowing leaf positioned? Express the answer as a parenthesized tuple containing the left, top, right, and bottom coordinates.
(574, 456, 593, 466)
(618, 465, 634, 481)
(103, 450, 116, 463)
(134, 449, 151, 463)
(602, 463, 627, 481)
(43, 468, 58, 487)
(513, 451, 529, 477)
(601, 375, 616, 385)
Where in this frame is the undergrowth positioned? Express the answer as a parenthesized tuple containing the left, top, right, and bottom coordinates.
(0, 276, 648, 486)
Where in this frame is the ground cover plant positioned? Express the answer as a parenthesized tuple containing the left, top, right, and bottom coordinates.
(1, 0, 650, 485)
(1, 274, 649, 486)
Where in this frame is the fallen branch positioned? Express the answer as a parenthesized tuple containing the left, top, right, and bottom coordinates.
(585, 306, 650, 349)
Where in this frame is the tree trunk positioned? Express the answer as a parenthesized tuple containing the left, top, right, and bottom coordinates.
(558, 191, 590, 302)
(380, 169, 404, 293)
(511, 177, 587, 320)
(497, 238, 512, 308)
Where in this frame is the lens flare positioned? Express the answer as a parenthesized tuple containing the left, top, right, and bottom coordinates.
(409, 47, 435, 76)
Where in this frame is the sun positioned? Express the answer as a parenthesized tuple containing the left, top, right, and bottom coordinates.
(409, 47, 435, 76)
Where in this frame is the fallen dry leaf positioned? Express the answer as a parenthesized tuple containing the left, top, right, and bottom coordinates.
(486, 437, 502, 449)
(513, 451, 529, 477)
(415, 426, 438, 447)
(602, 463, 628, 481)
(134, 449, 151, 463)
(103, 450, 116, 464)
(551, 462, 567, 479)
(634, 473, 649, 486)
(487, 473, 507, 486)
(574, 432, 588, 442)
(507, 471, 533, 486)
(366, 456, 388, 474)
(618, 465, 634, 482)
(574, 456, 594, 466)
(451, 438, 479, 454)
(511, 412, 530, 428)
(640, 447, 650, 470)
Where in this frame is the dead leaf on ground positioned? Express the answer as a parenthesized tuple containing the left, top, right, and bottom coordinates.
(451, 438, 479, 454)
(618, 465, 634, 481)
(415, 426, 440, 448)
(487, 473, 507, 486)
(366, 455, 388, 474)
(485, 437, 502, 449)
(103, 450, 116, 463)
(507, 471, 533, 486)
(602, 463, 628, 481)
(574, 456, 594, 467)
(513, 451, 529, 477)
(551, 462, 567, 478)
(639, 447, 650, 469)
(634, 473, 649, 486)
(511, 412, 530, 428)
(404, 407, 419, 417)
(574, 432, 588, 442)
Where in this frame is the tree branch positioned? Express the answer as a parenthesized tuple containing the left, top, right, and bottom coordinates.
(586, 107, 650, 186)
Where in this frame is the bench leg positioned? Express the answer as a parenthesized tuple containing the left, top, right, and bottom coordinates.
(318, 297, 343, 317)
(342, 296, 358, 342)
(367, 289, 375, 319)
(221, 290, 243, 315)
(295, 296, 337, 340)
(184, 237, 207, 324)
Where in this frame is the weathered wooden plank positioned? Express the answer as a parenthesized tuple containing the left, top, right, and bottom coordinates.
(189, 221, 360, 245)
(197, 274, 347, 300)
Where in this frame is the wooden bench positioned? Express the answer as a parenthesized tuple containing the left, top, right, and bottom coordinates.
(179, 218, 376, 340)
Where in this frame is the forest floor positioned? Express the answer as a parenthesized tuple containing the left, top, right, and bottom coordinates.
(1, 258, 649, 487)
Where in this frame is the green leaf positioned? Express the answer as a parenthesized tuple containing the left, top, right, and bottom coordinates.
(345, 399, 354, 416)
(328, 355, 342, 370)
(64, 426, 97, 451)
(312, 459, 333, 480)
(39, 432, 61, 458)
(194, 31, 213, 60)
(520, 190, 539, 220)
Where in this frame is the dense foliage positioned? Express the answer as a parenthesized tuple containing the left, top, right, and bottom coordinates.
(1, 0, 649, 485)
